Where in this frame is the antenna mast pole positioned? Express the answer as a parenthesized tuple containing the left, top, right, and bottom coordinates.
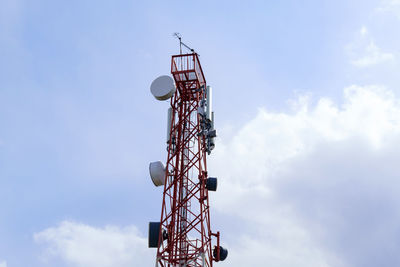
(174, 33, 197, 55)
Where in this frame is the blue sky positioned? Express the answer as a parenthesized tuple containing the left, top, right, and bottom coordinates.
(1, 0, 400, 266)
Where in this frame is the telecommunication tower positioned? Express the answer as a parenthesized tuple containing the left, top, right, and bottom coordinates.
(148, 36, 228, 267)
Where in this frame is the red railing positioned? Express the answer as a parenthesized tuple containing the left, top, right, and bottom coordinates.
(171, 53, 206, 87)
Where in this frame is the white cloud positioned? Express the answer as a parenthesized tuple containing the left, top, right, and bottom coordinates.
(347, 27, 395, 68)
(34, 221, 154, 267)
(360, 26, 368, 36)
(0, 261, 7, 267)
(209, 85, 400, 267)
(351, 41, 395, 67)
(377, 0, 400, 18)
(213, 85, 400, 188)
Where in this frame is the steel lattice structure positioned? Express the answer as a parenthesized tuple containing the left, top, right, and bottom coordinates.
(153, 53, 222, 267)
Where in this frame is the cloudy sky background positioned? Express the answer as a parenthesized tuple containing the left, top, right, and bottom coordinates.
(1, 0, 400, 266)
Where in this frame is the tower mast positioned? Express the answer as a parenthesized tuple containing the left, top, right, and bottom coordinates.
(149, 39, 227, 267)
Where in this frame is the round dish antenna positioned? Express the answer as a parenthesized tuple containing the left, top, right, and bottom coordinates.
(150, 75, 176, 101)
(149, 161, 166, 187)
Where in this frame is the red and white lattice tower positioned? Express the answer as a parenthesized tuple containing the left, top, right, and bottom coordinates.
(149, 48, 227, 267)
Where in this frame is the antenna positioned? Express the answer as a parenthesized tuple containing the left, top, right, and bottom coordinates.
(150, 75, 176, 101)
(173, 32, 182, 54)
(173, 32, 197, 55)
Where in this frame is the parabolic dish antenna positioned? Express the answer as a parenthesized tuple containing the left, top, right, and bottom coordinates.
(149, 161, 166, 187)
(150, 75, 176, 101)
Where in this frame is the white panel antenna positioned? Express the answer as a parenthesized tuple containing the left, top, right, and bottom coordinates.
(206, 86, 212, 120)
(166, 107, 173, 143)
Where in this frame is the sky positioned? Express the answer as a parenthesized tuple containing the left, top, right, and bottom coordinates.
(1, 0, 400, 266)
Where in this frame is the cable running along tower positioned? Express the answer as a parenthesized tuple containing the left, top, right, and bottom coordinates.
(148, 36, 228, 267)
